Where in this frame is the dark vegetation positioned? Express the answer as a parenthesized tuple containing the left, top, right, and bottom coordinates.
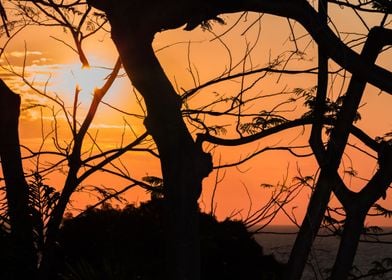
(58, 199, 284, 280)
(0, 1, 391, 279)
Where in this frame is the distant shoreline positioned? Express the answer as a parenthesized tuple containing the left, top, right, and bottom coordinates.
(252, 225, 392, 280)
(252, 224, 392, 235)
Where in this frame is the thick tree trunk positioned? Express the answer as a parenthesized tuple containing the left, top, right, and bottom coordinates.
(286, 170, 332, 279)
(38, 171, 79, 280)
(332, 152, 392, 280)
(110, 29, 211, 280)
(288, 26, 388, 279)
(0, 80, 37, 279)
(331, 211, 366, 280)
(112, 31, 212, 280)
(286, 2, 329, 278)
(82, 3, 213, 277)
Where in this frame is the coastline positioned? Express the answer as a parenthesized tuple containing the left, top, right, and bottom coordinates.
(252, 225, 392, 279)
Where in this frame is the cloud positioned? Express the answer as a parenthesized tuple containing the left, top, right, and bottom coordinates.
(90, 123, 127, 129)
(0, 71, 17, 81)
(7, 51, 43, 58)
(32, 57, 53, 64)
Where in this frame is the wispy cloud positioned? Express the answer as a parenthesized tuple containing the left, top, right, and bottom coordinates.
(32, 57, 53, 64)
(0, 63, 67, 93)
(7, 51, 43, 58)
(90, 123, 128, 130)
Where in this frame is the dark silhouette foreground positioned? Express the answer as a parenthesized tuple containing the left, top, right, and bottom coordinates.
(58, 199, 284, 280)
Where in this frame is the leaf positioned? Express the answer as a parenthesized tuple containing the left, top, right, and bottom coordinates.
(373, 0, 392, 13)
(363, 225, 383, 234)
(239, 122, 260, 135)
(0, 186, 10, 234)
(28, 173, 60, 250)
(323, 215, 340, 225)
(142, 176, 163, 187)
(372, 204, 392, 218)
(292, 175, 314, 186)
(260, 183, 274, 188)
(86, 21, 95, 32)
(208, 125, 227, 136)
(344, 167, 358, 177)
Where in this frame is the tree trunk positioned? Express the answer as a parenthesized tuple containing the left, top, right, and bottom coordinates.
(81, 3, 213, 277)
(331, 210, 366, 279)
(114, 29, 212, 280)
(287, 26, 388, 279)
(286, 2, 330, 278)
(38, 170, 79, 280)
(0, 80, 37, 279)
(332, 154, 392, 280)
(286, 170, 332, 279)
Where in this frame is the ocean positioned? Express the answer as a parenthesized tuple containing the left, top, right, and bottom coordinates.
(253, 226, 392, 279)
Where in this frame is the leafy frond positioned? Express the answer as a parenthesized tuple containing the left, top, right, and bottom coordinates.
(376, 131, 392, 143)
(363, 225, 383, 234)
(292, 175, 314, 186)
(142, 176, 163, 187)
(260, 183, 274, 189)
(207, 125, 228, 136)
(239, 110, 288, 134)
(239, 122, 261, 135)
(142, 176, 164, 200)
(28, 172, 60, 249)
(368, 257, 392, 278)
(344, 167, 358, 177)
(373, 0, 392, 13)
(372, 203, 392, 218)
(0, 186, 10, 234)
(294, 86, 362, 125)
(201, 16, 226, 31)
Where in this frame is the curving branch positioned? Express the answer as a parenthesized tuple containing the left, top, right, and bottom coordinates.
(87, 0, 392, 95)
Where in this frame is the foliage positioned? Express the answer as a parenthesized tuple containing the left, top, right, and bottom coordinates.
(0, 186, 10, 233)
(60, 258, 128, 280)
(0, 0, 391, 279)
(58, 199, 284, 280)
(28, 172, 59, 250)
(0, 173, 59, 246)
(372, 0, 392, 13)
(142, 175, 164, 200)
(372, 204, 392, 218)
(240, 110, 288, 135)
(368, 258, 392, 279)
(350, 257, 392, 280)
(295, 86, 361, 124)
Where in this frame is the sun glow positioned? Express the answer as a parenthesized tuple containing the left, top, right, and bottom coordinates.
(70, 65, 106, 95)
(49, 63, 112, 104)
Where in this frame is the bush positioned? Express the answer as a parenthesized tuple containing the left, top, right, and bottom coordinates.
(58, 199, 284, 280)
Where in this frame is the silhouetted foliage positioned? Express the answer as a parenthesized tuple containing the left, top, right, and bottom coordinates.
(1, 1, 391, 279)
(0, 229, 15, 279)
(58, 199, 284, 280)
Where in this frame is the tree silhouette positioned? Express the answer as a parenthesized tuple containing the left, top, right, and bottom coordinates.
(84, 1, 392, 279)
(59, 199, 284, 280)
(0, 79, 37, 278)
(0, 3, 148, 279)
(0, 1, 391, 280)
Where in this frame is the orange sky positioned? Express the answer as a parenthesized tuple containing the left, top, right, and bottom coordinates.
(0, 5, 391, 226)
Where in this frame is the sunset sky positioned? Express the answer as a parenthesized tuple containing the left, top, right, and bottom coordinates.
(0, 2, 391, 226)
